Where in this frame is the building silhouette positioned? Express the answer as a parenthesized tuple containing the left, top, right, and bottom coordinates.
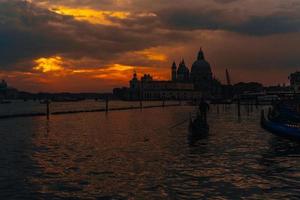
(0, 80, 19, 100)
(114, 48, 222, 100)
(176, 59, 190, 82)
(171, 48, 214, 96)
(289, 72, 300, 93)
(125, 71, 200, 100)
(0, 80, 8, 89)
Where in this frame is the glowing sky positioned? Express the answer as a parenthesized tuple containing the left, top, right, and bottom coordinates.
(0, 0, 299, 92)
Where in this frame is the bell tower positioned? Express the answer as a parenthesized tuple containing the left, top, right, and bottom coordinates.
(130, 70, 139, 89)
(171, 61, 177, 81)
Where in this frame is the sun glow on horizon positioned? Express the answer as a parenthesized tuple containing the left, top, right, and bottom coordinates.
(31, 54, 169, 89)
(33, 56, 64, 73)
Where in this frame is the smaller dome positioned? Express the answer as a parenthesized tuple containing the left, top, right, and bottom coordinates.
(177, 60, 189, 74)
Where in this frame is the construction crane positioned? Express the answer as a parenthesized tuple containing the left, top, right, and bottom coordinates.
(226, 69, 231, 86)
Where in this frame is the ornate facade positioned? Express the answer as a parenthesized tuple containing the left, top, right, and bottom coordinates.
(127, 72, 200, 100)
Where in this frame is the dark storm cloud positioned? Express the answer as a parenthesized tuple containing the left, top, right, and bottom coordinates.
(32, 0, 300, 36)
(155, 6, 300, 36)
(231, 14, 300, 36)
(28, 0, 300, 38)
(0, 0, 192, 70)
(214, 0, 239, 3)
(33, 0, 116, 9)
(1, 0, 300, 74)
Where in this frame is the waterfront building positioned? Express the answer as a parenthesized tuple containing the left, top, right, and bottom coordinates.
(0, 80, 8, 89)
(0, 80, 18, 99)
(289, 72, 300, 93)
(113, 48, 221, 100)
(125, 72, 200, 100)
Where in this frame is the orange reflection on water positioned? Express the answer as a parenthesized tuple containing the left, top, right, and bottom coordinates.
(28, 106, 179, 198)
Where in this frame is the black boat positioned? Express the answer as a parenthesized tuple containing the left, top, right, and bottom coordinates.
(261, 110, 300, 141)
(188, 113, 209, 142)
(276, 105, 300, 123)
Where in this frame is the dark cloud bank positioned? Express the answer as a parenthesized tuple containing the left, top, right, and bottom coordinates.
(0, 0, 299, 76)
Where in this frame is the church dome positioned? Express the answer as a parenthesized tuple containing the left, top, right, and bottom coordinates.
(177, 60, 189, 74)
(177, 59, 190, 82)
(191, 60, 211, 74)
(191, 49, 212, 74)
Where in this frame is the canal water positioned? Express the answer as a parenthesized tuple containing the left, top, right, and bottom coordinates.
(0, 104, 300, 199)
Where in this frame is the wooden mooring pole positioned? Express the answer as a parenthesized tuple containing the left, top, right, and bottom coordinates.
(255, 97, 259, 109)
(105, 97, 109, 113)
(140, 99, 143, 109)
(237, 98, 241, 118)
(246, 104, 250, 116)
(46, 100, 50, 120)
(250, 101, 253, 113)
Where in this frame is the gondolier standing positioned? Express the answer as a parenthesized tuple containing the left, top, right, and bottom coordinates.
(199, 98, 210, 124)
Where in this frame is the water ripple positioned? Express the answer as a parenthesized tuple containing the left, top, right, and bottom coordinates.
(0, 105, 300, 199)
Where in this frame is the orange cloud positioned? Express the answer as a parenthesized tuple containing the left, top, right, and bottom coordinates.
(135, 49, 168, 62)
(92, 64, 169, 82)
(33, 56, 64, 73)
(50, 6, 130, 26)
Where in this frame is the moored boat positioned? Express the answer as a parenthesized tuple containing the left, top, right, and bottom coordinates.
(261, 110, 300, 140)
(276, 105, 300, 123)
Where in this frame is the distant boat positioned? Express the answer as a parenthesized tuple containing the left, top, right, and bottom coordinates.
(261, 110, 300, 140)
(51, 98, 84, 102)
(39, 100, 49, 104)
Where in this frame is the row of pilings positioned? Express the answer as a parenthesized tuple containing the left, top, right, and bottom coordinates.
(0, 99, 182, 120)
(0, 96, 274, 120)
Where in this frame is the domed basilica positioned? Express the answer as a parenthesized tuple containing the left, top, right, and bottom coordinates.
(172, 48, 213, 93)
(115, 48, 221, 100)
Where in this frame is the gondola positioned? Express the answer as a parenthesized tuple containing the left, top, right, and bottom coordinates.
(188, 113, 209, 143)
(261, 110, 300, 140)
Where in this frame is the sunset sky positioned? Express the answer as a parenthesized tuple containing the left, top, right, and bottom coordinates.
(0, 0, 299, 92)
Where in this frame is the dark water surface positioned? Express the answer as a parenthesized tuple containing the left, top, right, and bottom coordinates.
(1, 105, 300, 199)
